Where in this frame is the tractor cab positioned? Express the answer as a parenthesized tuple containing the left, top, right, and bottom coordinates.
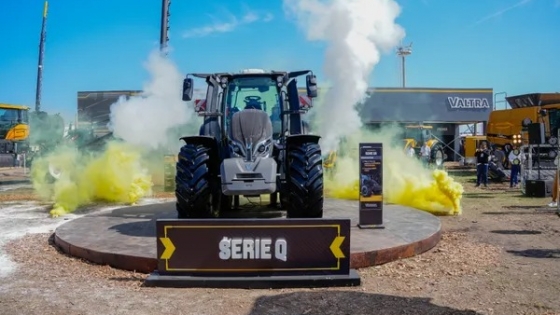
(0, 104, 29, 141)
(183, 69, 318, 144)
(222, 75, 281, 140)
(402, 124, 446, 167)
(403, 125, 434, 150)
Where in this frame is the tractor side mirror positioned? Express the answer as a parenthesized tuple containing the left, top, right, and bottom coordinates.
(306, 74, 318, 98)
(182, 78, 193, 101)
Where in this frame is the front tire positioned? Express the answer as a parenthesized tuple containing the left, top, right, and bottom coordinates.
(431, 144, 445, 169)
(175, 143, 224, 218)
(286, 142, 324, 218)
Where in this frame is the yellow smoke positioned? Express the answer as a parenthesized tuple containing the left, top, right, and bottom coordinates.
(324, 127, 464, 215)
(31, 141, 153, 217)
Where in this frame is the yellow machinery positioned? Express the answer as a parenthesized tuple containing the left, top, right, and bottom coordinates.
(0, 104, 30, 165)
(486, 93, 560, 168)
(461, 135, 488, 165)
(323, 150, 338, 178)
(323, 150, 337, 169)
(487, 93, 560, 150)
(402, 124, 446, 167)
(322, 124, 447, 174)
(0, 104, 30, 141)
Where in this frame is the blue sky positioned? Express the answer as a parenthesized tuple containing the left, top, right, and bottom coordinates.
(0, 0, 558, 122)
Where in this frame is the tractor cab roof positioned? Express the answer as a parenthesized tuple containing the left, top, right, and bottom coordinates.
(405, 125, 433, 129)
(506, 93, 560, 109)
(0, 103, 30, 110)
(190, 69, 313, 81)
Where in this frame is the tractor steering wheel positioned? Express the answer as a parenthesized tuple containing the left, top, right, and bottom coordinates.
(244, 95, 263, 110)
(244, 96, 262, 102)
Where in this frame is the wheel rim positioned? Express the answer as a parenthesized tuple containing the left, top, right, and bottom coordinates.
(48, 163, 62, 179)
(435, 150, 444, 166)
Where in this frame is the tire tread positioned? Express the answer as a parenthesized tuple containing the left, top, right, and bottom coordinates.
(286, 142, 324, 218)
(175, 144, 214, 218)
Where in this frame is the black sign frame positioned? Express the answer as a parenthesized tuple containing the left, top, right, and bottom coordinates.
(155, 218, 351, 277)
(358, 142, 384, 228)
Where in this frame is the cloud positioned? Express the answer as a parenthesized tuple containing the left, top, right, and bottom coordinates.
(474, 0, 533, 25)
(556, 0, 560, 7)
(263, 13, 274, 22)
(182, 11, 274, 38)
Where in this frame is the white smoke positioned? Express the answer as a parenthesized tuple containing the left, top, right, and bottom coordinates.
(108, 49, 197, 150)
(282, 0, 406, 152)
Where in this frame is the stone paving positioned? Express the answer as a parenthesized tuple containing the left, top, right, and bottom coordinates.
(54, 199, 442, 272)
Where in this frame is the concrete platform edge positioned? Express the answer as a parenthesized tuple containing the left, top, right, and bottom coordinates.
(53, 233, 157, 273)
(349, 228, 442, 268)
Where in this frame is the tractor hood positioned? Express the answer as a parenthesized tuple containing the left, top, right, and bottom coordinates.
(229, 109, 273, 161)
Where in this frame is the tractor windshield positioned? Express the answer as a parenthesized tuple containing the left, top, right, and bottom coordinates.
(0, 108, 28, 138)
(224, 76, 281, 137)
(405, 127, 432, 140)
(224, 76, 282, 138)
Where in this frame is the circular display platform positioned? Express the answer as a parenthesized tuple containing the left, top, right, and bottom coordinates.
(53, 199, 441, 273)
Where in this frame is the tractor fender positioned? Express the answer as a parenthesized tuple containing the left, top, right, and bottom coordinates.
(426, 139, 438, 148)
(403, 139, 416, 150)
(286, 134, 321, 148)
(179, 135, 221, 172)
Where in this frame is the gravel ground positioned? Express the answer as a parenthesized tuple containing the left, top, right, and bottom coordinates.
(1, 169, 560, 315)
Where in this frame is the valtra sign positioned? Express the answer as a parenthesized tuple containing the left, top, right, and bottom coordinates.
(448, 96, 490, 109)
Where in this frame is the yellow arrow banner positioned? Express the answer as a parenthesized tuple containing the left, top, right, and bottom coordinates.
(159, 237, 176, 260)
(329, 236, 346, 259)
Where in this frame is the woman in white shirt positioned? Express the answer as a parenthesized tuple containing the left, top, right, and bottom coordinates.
(507, 146, 523, 188)
(420, 142, 431, 165)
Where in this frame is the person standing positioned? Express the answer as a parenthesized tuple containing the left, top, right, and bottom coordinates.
(407, 146, 415, 157)
(549, 171, 558, 208)
(420, 141, 431, 166)
(492, 146, 506, 170)
(475, 142, 491, 187)
(508, 145, 523, 188)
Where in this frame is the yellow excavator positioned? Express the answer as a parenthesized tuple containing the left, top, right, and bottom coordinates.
(0, 103, 30, 166)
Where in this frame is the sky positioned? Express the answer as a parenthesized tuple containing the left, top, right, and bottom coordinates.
(0, 0, 559, 123)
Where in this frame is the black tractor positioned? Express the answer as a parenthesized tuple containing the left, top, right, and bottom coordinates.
(176, 69, 324, 219)
(360, 174, 382, 198)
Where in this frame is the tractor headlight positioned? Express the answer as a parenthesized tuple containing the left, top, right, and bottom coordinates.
(253, 139, 272, 158)
(230, 141, 246, 158)
(230, 139, 272, 159)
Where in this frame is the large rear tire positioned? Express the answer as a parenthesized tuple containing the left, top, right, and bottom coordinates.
(286, 142, 324, 218)
(175, 143, 225, 218)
